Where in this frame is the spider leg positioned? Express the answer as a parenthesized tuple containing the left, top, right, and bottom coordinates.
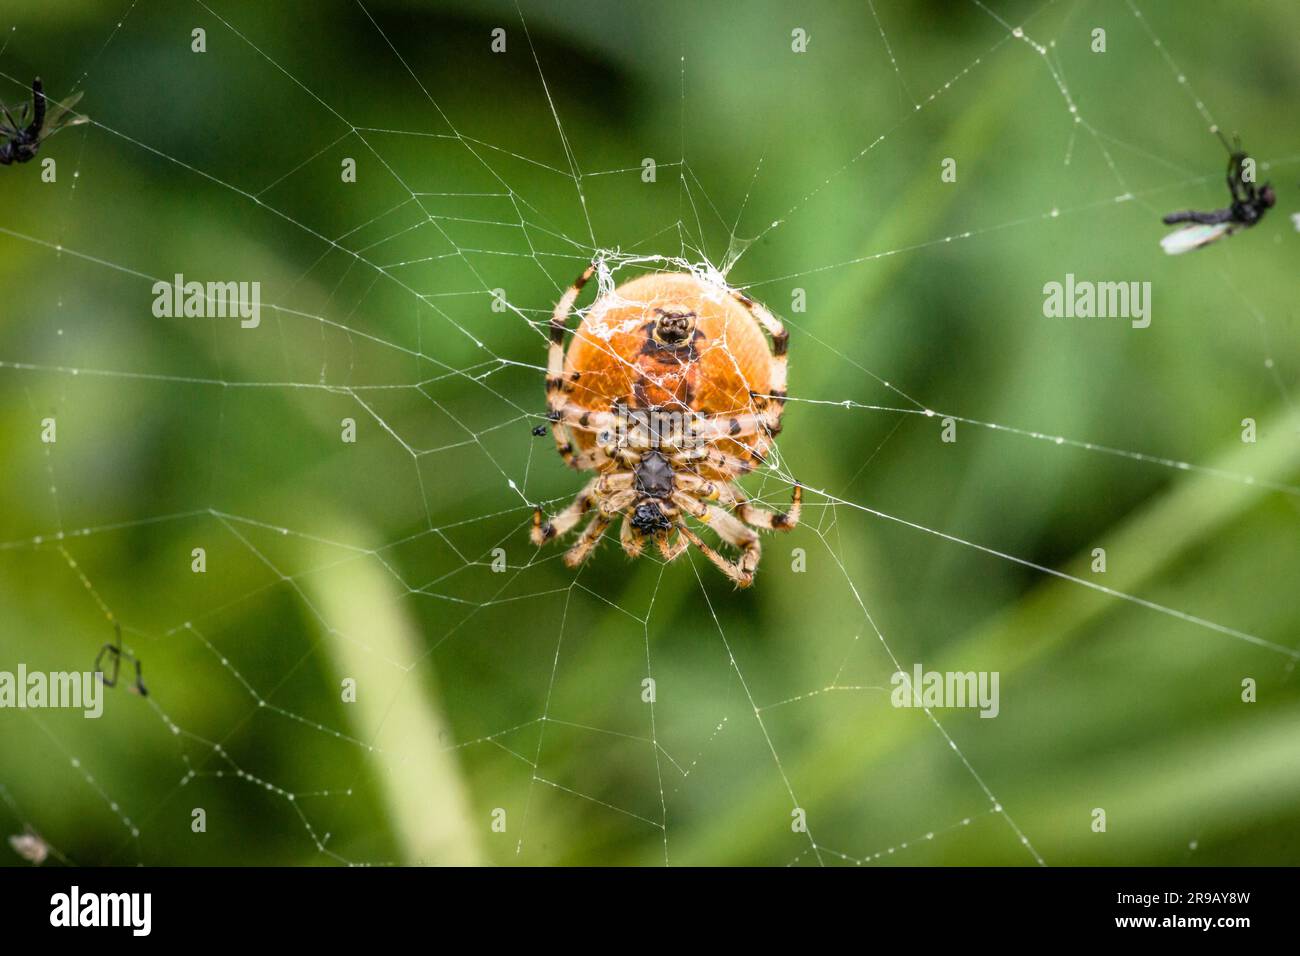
(677, 443, 765, 477)
(531, 477, 598, 545)
(605, 445, 645, 468)
(704, 504, 761, 552)
(730, 484, 802, 531)
(548, 402, 620, 436)
(670, 493, 761, 586)
(545, 263, 601, 466)
(658, 529, 689, 560)
(735, 486, 801, 531)
(687, 409, 780, 443)
(675, 520, 758, 588)
(670, 489, 710, 521)
(601, 489, 638, 514)
(676, 475, 802, 531)
(620, 515, 644, 558)
(546, 262, 596, 392)
(729, 288, 788, 400)
(564, 512, 612, 567)
(730, 289, 788, 441)
(594, 472, 636, 495)
(673, 472, 726, 502)
(548, 423, 605, 470)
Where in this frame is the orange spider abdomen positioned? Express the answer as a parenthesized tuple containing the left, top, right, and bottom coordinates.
(563, 273, 773, 467)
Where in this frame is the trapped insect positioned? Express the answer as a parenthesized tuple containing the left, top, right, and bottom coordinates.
(0, 77, 87, 166)
(1160, 138, 1274, 254)
(531, 265, 800, 587)
(8, 828, 50, 865)
(95, 621, 148, 697)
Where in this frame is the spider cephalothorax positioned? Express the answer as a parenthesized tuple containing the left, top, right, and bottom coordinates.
(530, 266, 800, 587)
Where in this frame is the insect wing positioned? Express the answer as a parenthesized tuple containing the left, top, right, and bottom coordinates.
(0, 100, 22, 136)
(38, 89, 87, 141)
(1160, 222, 1232, 255)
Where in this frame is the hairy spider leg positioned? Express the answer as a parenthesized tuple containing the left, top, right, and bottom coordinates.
(564, 512, 612, 567)
(546, 262, 599, 468)
(593, 472, 636, 496)
(670, 492, 762, 587)
(620, 515, 643, 557)
(676, 443, 765, 476)
(658, 529, 689, 560)
(729, 289, 789, 429)
(531, 476, 598, 545)
(674, 521, 758, 588)
(732, 484, 802, 531)
(675, 473, 802, 531)
(601, 489, 639, 514)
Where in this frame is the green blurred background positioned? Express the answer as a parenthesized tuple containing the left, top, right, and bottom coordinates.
(1, 0, 1298, 866)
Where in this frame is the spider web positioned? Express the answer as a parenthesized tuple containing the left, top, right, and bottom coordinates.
(1, 0, 1298, 867)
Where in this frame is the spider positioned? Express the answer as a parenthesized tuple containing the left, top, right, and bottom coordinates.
(0, 77, 86, 166)
(94, 621, 148, 697)
(530, 265, 800, 587)
(1160, 138, 1275, 254)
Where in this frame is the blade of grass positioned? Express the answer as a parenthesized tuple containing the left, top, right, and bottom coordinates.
(306, 515, 483, 865)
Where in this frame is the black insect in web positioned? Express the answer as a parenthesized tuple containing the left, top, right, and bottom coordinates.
(94, 621, 148, 698)
(1159, 134, 1276, 254)
(0, 76, 86, 166)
